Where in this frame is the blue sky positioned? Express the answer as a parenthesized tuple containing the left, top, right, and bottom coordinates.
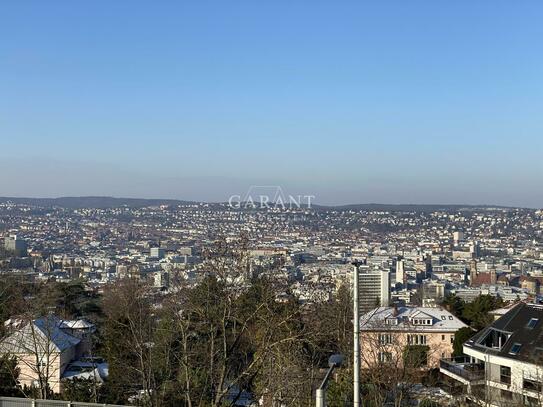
(1, 1, 542, 206)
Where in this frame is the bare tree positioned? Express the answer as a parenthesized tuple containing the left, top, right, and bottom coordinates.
(101, 277, 170, 406)
(152, 235, 315, 407)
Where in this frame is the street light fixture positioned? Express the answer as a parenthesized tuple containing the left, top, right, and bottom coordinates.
(315, 354, 344, 407)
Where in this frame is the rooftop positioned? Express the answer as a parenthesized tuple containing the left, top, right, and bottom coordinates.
(465, 302, 543, 364)
(360, 306, 468, 332)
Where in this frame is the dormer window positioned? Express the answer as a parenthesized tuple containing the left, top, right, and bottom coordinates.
(527, 318, 539, 329)
(477, 328, 511, 350)
(509, 343, 522, 355)
(412, 317, 432, 325)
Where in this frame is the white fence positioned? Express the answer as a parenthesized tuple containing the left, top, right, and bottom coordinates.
(0, 397, 126, 407)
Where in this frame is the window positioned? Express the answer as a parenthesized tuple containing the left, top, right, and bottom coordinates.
(524, 378, 542, 392)
(385, 318, 398, 325)
(442, 334, 445, 341)
(441, 315, 446, 320)
(509, 343, 522, 355)
(500, 366, 511, 385)
(37, 358, 48, 371)
(527, 318, 539, 329)
(379, 333, 393, 345)
(378, 352, 392, 363)
(408, 334, 427, 345)
(477, 328, 510, 350)
(448, 316, 453, 320)
(413, 318, 431, 325)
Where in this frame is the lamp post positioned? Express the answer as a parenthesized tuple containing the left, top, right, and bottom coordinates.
(315, 354, 344, 407)
(352, 260, 362, 407)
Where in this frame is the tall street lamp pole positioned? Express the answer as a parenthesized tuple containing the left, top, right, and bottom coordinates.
(352, 260, 362, 407)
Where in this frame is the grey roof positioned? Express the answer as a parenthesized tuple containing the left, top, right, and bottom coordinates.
(465, 302, 543, 364)
(1, 315, 80, 354)
(60, 319, 95, 330)
(360, 306, 468, 332)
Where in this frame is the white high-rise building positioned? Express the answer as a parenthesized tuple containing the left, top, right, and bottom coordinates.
(396, 259, 405, 285)
(358, 268, 390, 313)
(4, 235, 27, 257)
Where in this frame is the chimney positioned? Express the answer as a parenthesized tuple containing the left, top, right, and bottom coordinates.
(392, 305, 399, 317)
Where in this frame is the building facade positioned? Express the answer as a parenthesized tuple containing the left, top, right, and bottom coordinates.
(360, 306, 467, 370)
(440, 302, 543, 406)
(358, 268, 390, 313)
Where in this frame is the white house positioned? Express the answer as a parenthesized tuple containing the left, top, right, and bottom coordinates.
(440, 302, 543, 406)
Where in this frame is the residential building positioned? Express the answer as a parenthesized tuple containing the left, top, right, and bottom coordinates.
(0, 315, 102, 393)
(360, 306, 468, 369)
(440, 302, 543, 406)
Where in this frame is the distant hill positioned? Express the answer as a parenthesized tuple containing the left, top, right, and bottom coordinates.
(311, 203, 515, 212)
(0, 196, 194, 209)
(0, 196, 518, 211)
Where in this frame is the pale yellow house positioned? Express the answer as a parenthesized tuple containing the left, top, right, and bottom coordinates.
(0, 315, 96, 393)
(360, 306, 468, 370)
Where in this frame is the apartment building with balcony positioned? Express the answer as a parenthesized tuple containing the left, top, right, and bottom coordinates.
(440, 302, 543, 406)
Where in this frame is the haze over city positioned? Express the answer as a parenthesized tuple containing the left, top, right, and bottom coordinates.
(1, 1, 543, 206)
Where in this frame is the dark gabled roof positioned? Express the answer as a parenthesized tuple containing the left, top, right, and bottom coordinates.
(466, 302, 543, 364)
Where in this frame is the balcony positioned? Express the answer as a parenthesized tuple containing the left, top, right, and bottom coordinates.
(440, 356, 485, 383)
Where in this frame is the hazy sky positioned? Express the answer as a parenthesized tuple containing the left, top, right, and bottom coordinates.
(1, 1, 542, 207)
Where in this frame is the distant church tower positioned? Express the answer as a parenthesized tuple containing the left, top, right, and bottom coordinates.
(469, 259, 478, 286)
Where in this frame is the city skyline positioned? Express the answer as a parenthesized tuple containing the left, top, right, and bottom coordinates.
(2, 1, 543, 207)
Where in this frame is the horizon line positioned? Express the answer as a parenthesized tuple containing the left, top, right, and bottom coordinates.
(0, 195, 533, 210)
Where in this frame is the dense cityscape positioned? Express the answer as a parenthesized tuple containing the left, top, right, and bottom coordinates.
(2, 199, 543, 306)
(1, 198, 543, 405)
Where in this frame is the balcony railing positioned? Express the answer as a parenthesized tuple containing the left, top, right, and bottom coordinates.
(0, 397, 127, 407)
(440, 356, 485, 382)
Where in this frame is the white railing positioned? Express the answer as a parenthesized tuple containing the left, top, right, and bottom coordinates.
(0, 397, 126, 407)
